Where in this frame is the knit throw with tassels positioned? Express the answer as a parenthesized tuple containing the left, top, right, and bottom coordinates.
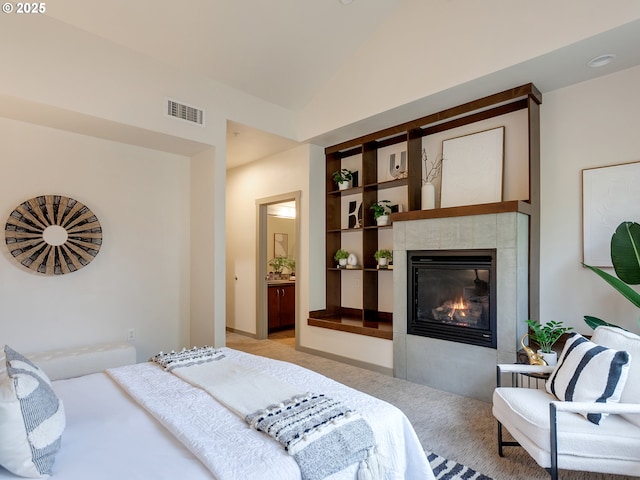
(152, 347, 382, 480)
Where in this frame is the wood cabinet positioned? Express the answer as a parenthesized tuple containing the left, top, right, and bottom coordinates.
(268, 283, 295, 331)
(308, 84, 542, 340)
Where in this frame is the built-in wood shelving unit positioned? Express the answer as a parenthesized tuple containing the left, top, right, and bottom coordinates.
(308, 84, 542, 339)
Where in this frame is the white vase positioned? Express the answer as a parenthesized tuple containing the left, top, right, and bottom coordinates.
(338, 258, 347, 267)
(337, 180, 351, 191)
(376, 215, 389, 226)
(538, 350, 558, 367)
(421, 182, 435, 210)
(378, 258, 388, 267)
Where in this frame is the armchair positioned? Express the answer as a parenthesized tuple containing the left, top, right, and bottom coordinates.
(492, 326, 640, 479)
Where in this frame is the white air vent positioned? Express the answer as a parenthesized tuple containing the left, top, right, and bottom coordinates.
(166, 99, 205, 126)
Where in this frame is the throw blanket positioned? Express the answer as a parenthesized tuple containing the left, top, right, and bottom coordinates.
(151, 348, 381, 480)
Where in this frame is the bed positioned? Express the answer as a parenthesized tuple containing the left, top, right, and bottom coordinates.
(0, 342, 434, 480)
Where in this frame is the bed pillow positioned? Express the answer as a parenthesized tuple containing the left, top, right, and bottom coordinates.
(0, 345, 65, 478)
(546, 332, 630, 424)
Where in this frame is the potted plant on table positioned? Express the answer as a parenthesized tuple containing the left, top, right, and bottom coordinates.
(370, 200, 392, 226)
(374, 249, 393, 268)
(334, 249, 349, 268)
(332, 168, 353, 191)
(524, 319, 573, 366)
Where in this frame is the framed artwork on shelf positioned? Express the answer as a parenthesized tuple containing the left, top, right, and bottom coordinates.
(440, 126, 505, 208)
(582, 160, 640, 266)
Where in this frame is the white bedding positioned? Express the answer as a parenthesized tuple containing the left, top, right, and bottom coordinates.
(0, 347, 433, 480)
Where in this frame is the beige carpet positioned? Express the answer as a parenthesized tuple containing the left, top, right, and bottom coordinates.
(227, 332, 636, 480)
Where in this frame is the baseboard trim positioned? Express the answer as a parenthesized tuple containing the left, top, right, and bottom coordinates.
(296, 345, 393, 376)
(225, 327, 259, 339)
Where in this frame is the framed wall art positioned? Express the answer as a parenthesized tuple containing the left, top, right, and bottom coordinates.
(440, 126, 505, 208)
(582, 160, 640, 266)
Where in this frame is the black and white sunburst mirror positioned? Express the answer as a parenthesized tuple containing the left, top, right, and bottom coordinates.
(4, 195, 102, 275)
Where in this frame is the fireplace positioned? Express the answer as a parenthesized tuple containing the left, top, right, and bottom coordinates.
(408, 249, 497, 349)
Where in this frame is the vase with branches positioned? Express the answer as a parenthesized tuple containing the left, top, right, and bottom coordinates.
(421, 149, 442, 209)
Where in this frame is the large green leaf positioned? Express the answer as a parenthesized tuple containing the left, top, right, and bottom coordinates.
(583, 315, 628, 331)
(611, 221, 640, 285)
(583, 263, 640, 309)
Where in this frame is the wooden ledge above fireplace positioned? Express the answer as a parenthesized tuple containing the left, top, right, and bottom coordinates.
(391, 200, 531, 222)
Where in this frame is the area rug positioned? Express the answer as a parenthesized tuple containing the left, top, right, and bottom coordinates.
(427, 451, 493, 480)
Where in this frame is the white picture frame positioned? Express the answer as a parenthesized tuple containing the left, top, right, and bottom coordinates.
(440, 126, 505, 208)
(582, 161, 640, 266)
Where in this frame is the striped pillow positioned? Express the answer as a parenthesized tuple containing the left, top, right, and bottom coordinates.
(0, 346, 65, 477)
(546, 333, 630, 424)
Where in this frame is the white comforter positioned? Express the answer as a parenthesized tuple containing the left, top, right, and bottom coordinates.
(109, 347, 433, 480)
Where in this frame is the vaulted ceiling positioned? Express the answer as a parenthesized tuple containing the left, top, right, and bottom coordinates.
(46, 2, 640, 167)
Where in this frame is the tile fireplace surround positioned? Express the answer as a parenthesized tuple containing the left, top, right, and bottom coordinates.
(392, 203, 530, 402)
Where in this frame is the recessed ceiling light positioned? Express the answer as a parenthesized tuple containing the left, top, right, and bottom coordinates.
(587, 54, 616, 68)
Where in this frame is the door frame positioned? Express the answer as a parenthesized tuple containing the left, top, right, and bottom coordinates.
(255, 191, 301, 342)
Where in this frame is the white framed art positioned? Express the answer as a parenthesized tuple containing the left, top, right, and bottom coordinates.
(582, 161, 640, 266)
(440, 126, 505, 208)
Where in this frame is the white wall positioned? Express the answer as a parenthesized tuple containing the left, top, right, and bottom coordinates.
(540, 65, 640, 334)
(0, 118, 190, 361)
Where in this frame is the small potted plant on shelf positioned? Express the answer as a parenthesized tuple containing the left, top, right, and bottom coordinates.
(332, 168, 353, 191)
(374, 249, 393, 268)
(370, 200, 392, 226)
(524, 319, 573, 366)
(334, 249, 349, 268)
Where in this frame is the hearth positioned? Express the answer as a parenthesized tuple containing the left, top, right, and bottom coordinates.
(407, 249, 497, 348)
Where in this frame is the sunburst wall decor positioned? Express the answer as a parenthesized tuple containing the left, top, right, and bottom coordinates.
(4, 195, 102, 275)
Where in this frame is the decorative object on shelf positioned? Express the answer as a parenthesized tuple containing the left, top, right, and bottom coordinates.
(583, 221, 640, 330)
(4, 194, 102, 275)
(421, 149, 442, 210)
(374, 249, 393, 268)
(347, 253, 358, 267)
(440, 126, 505, 208)
(582, 161, 640, 267)
(348, 199, 362, 228)
(268, 255, 295, 279)
(370, 200, 392, 226)
(334, 249, 349, 268)
(332, 168, 353, 191)
(389, 151, 408, 179)
(525, 319, 573, 366)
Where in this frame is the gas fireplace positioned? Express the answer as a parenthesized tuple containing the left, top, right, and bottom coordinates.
(408, 249, 497, 348)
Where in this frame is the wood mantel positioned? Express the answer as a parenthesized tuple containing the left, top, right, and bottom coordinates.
(391, 200, 531, 222)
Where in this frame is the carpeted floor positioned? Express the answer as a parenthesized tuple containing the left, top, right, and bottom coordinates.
(228, 332, 636, 480)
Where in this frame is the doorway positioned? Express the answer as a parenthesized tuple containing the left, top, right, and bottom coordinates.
(256, 191, 300, 347)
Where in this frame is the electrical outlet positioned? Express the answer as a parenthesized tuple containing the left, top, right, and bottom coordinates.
(354, 278, 361, 288)
(127, 328, 135, 341)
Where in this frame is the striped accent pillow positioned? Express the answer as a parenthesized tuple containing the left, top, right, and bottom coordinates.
(546, 333, 630, 425)
(0, 346, 65, 477)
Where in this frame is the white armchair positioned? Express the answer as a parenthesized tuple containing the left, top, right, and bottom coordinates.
(492, 326, 640, 479)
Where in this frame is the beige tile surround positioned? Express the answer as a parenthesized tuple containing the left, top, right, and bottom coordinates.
(392, 212, 529, 401)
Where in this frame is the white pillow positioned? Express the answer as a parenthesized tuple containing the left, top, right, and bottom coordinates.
(591, 326, 640, 427)
(546, 332, 630, 425)
(0, 346, 65, 477)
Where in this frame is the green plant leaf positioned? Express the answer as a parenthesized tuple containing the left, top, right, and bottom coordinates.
(611, 221, 640, 285)
(583, 263, 640, 309)
(582, 315, 628, 331)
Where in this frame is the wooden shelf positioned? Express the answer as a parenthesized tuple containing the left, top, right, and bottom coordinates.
(390, 200, 531, 222)
(307, 312, 393, 340)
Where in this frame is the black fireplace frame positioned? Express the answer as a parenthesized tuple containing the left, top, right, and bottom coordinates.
(407, 249, 497, 349)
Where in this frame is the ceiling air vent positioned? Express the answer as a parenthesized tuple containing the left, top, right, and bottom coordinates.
(166, 99, 205, 126)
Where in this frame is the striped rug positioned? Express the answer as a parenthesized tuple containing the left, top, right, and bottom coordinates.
(427, 451, 493, 480)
